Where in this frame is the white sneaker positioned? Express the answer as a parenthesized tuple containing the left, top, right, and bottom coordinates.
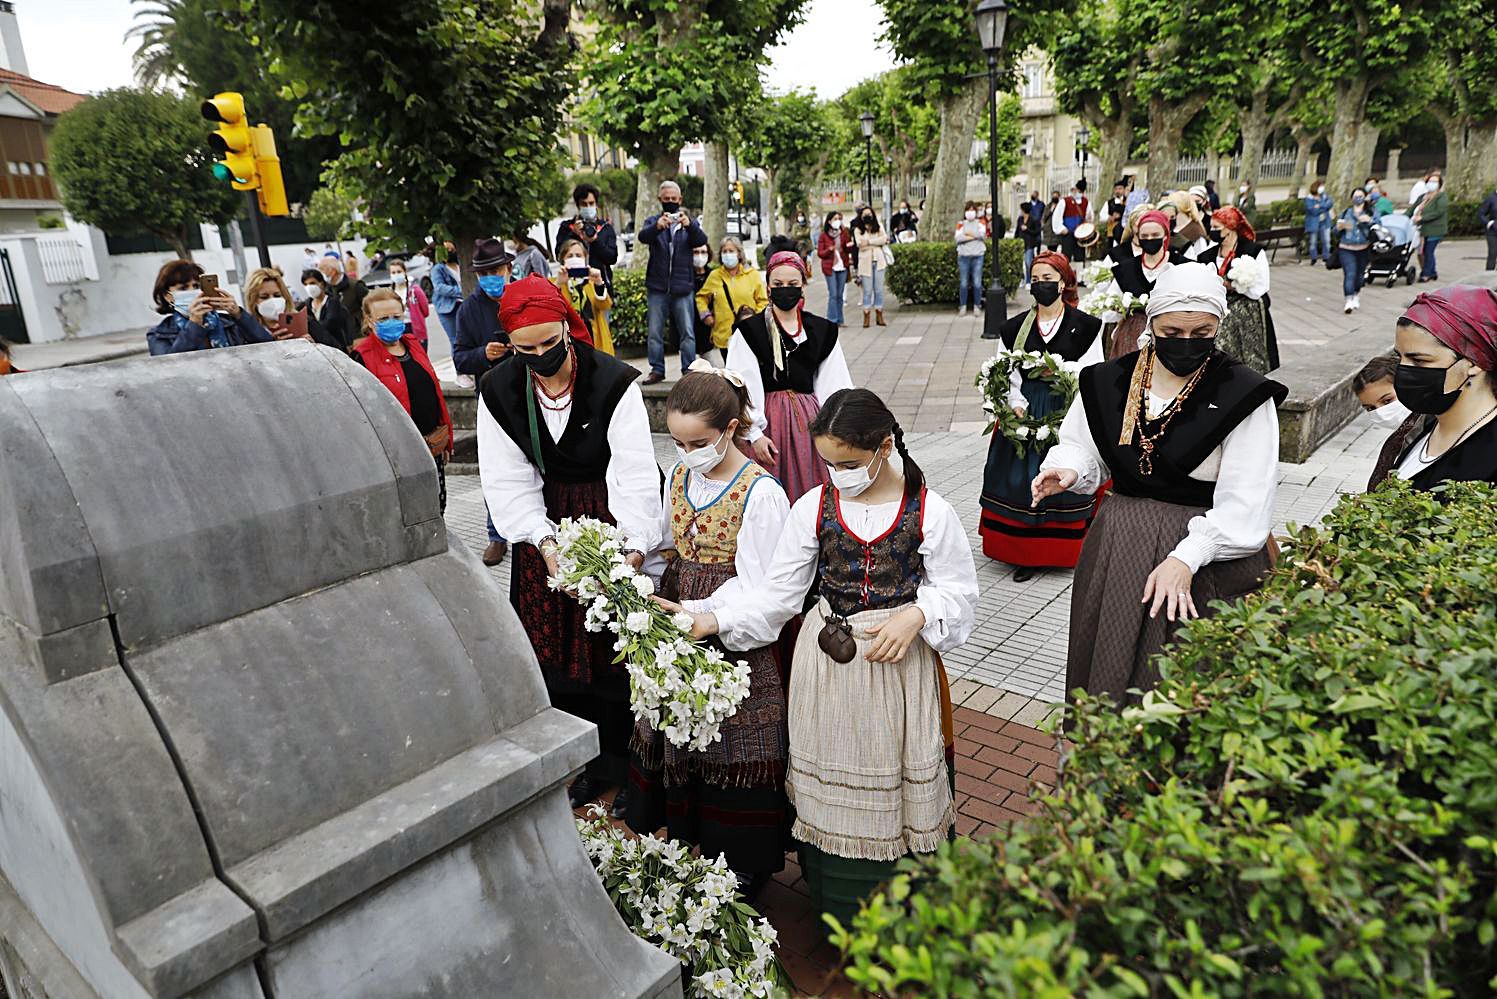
(1344, 299, 1354, 314)
(957, 307, 968, 317)
(456, 373, 475, 389)
(1352, 295, 1361, 311)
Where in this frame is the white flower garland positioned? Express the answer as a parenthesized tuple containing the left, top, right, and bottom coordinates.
(976, 349, 1078, 459)
(578, 808, 786, 997)
(552, 517, 752, 750)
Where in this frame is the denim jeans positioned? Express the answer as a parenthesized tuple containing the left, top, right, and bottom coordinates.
(824, 270, 848, 324)
(1306, 225, 1332, 263)
(1421, 236, 1442, 279)
(1340, 247, 1368, 297)
(646, 289, 697, 376)
(860, 264, 885, 309)
(1023, 245, 1037, 282)
(958, 253, 985, 309)
(485, 507, 504, 545)
(436, 309, 460, 350)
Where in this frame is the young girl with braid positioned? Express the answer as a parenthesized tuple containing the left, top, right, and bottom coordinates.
(625, 361, 792, 900)
(660, 388, 979, 928)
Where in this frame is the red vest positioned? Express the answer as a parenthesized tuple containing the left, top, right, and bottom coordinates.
(352, 335, 454, 453)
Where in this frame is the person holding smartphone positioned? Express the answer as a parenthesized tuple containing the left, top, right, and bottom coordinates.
(146, 259, 272, 355)
(638, 179, 709, 384)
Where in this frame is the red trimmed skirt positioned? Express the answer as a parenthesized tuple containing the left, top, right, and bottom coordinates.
(764, 389, 829, 504)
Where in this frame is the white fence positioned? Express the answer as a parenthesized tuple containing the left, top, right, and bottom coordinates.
(36, 232, 92, 284)
(1175, 148, 1300, 188)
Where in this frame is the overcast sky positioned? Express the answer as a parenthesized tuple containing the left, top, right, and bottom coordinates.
(16, 0, 896, 101)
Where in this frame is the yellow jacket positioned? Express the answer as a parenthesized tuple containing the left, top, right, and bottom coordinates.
(555, 273, 614, 355)
(695, 265, 768, 350)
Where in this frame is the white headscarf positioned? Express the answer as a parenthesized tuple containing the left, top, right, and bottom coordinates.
(1145, 262, 1227, 321)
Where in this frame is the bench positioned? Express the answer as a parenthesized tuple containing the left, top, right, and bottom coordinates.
(1257, 224, 1304, 262)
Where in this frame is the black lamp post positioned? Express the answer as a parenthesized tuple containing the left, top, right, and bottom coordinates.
(1077, 126, 1091, 189)
(859, 112, 875, 213)
(976, 0, 1009, 340)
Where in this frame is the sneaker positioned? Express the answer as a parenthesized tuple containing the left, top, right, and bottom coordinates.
(456, 373, 475, 390)
(1344, 299, 1354, 314)
(957, 307, 967, 317)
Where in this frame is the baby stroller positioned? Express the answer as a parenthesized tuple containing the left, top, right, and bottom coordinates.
(1365, 212, 1418, 287)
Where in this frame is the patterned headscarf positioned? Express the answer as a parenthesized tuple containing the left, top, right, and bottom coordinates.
(766, 250, 809, 280)
(1211, 206, 1256, 243)
(764, 250, 809, 374)
(497, 273, 593, 346)
(1401, 285, 1497, 371)
(1030, 250, 1079, 307)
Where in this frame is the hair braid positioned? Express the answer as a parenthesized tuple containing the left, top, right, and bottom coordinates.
(890, 423, 924, 498)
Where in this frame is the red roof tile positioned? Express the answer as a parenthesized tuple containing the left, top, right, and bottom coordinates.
(0, 67, 85, 116)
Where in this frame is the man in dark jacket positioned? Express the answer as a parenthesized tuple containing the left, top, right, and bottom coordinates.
(453, 237, 513, 566)
(1480, 186, 1497, 271)
(557, 182, 620, 294)
(318, 255, 368, 332)
(638, 179, 708, 384)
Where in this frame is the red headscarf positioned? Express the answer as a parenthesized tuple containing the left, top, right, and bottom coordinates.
(1211, 206, 1256, 243)
(766, 250, 809, 279)
(1401, 286, 1497, 371)
(496, 274, 593, 346)
(1030, 250, 1079, 307)
(1136, 209, 1173, 240)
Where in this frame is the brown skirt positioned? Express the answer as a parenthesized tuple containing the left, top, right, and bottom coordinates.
(1105, 311, 1148, 360)
(1066, 492, 1271, 709)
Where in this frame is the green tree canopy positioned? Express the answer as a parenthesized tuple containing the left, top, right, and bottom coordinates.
(51, 88, 238, 260)
(1424, 0, 1497, 200)
(302, 185, 356, 243)
(236, 0, 573, 280)
(736, 88, 832, 234)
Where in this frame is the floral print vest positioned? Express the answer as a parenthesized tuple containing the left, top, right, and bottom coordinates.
(816, 485, 926, 618)
(668, 461, 771, 565)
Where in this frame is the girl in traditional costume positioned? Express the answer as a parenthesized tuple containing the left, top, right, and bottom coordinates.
(1035, 263, 1285, 711)
(725, 250, 854, 503)
(979, 251, 1105, 580)
(476, 275, 662, 815)
(663, 388, 978, 928)
(625, 362, 792, 899)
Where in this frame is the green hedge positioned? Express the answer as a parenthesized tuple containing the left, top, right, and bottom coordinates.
(1449, 201, 1482, 237)
(835, 478, 1497, 997)
(886, 239, 1024, 305)
(609, 269, 648, 349)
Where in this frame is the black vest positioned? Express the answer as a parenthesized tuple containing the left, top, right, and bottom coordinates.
(1397, 417, 1497, 490)
(1110, 251, 1185, 296)
(734, 310, 839, 394)
(1080, 351, 1287, 507)
(999, 304, 1103, 361)
(480, 340, 641, 484)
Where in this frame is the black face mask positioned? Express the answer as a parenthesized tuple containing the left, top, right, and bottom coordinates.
(517, 339, 570, 378)
(1394, 361, 1469, 414)
(769, 285, 803, 310)
(1030, 281, 1061, 306)
(1139, 237, 1166, 256)
(660, 201, 681, 215)
(1154, 336, 1215, 375)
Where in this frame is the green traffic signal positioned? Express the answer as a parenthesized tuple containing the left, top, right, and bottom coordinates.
(211, 163, 233, 183)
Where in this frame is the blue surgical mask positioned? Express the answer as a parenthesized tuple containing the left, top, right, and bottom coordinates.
(374, 318, 406, 344)
(721, 252, 739, 269)
(478, 274, 507, 298)
(579, 205, 598, 220)
(172, 288, 200, 314)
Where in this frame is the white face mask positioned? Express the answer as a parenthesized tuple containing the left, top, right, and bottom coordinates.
(964, 210, 977, 220)
(1369, 399, 1412, 430)
(675, 431, 727, 475)
(721, 251, 739, 268)
(564, 256, 588, 271)
(693, 253, 709, 267)
(391, 271, 407, 285)
(304, 283, 324, 300)
(256, 296, 286, 320)
(826, 447, 886, 498)
(830, 219, 842, 230)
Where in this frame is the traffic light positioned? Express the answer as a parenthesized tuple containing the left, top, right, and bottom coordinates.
(201, 92, 257, 191)
(200, 92, 289, 217)
(732, 181, 745, 204)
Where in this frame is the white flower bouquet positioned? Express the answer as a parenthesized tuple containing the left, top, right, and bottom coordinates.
(578, 808, 788, 997)
(551, 517, 751, 750)
(1079, 276, 1148, 325)
(1225, 253, 1267, 297)
(1078, 257, 1115, 288)
(975, 348, 1078, 459)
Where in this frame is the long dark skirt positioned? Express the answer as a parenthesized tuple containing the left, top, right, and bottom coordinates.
(626, 559, 789, 876)
(1215, 291, 1279, 374)
(512, 477, 632, 781)
(979, 375, 1105, 569)
(1066, 492, 1271, 710)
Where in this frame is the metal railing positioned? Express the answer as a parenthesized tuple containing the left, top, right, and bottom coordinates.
(37, 233, 91, 284)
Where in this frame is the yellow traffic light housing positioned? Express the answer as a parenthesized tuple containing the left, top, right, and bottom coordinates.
(201, 92, 258, 191)
(250, 124, 288, 217)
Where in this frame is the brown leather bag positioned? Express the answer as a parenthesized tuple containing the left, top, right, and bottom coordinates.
(423, 423, 451, 457)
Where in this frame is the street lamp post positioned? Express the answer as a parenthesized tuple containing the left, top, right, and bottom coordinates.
(859, 112, 875, 213)
(975, 0, 1009, 341)
(1077, 126, 1091, 190)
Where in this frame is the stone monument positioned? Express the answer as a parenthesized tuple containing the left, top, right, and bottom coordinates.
(0, 341, 681, 998)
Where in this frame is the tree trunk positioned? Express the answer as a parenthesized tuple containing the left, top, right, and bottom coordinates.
(161, 224, 192, 262)
(1145, 93, 1207, 194)
(925, 77, 987, 245)
(1288, 128, 1318, 199)
(632, 147, 678, 273)
(764, 166, 779, 238)
(1435, 110, 1497, 202)
(1094, 114, 1131, 199)
(703, 141, 729, 251)
(1325, 76, 1375, 206)
(454, 225, 482, 295)
(1238, 88, 1272, 195)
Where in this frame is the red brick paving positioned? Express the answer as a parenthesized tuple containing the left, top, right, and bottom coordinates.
(582, 706, 1061, 996)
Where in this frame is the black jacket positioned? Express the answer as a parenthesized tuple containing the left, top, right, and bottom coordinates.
(1479, 191, 1497, 230)
(310, 292, 353, 350)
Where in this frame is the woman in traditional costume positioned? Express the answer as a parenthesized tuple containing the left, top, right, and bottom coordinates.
(979, 251, 1105, 581)
(1372, 285, 1497, 488)
(663, 388, 978, 929)
(725, 250, 854, 503)
(1105, 209, 1180, 358)
(1035, 263, 1285, 712)
(1195, 207, 1279, 374)
(476, 275, 662, 815)
(625, 362, 792, 899)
